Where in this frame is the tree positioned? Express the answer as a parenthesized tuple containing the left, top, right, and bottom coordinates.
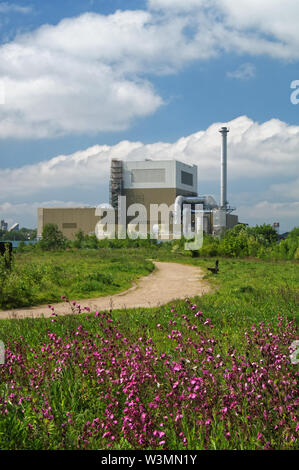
(247, 224, 278, 245)
(40, 224, 67, 250)
(0, 227, 37, 241)
(287, 227, 299, 239)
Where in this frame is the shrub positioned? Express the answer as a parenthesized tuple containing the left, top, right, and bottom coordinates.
(40, 224, 67, 251)
(198, 224, 299, 261)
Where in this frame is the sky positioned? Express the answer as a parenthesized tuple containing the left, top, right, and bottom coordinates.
(0, 0, 298, 233)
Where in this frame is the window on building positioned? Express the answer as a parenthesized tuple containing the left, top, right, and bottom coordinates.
(181, 171, 193, 186)
(62, 223, 77, 229)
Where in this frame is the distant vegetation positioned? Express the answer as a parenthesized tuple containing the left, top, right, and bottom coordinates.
(0, 227, 37, 242)
(25, 223, 299, 262)
(197, 224, 299, 261)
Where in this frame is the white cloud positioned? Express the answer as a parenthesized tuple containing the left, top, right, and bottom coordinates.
(0, 116, 298, 230)
(227, 63, 256, 80)
(0, 11, 170, 139)
(149, 0, 299, 59)
(0, 114, 298, 198)
(0, 8, 219, 139)
(219, 0, 299, 43)
(1, 3, 299, 139)
(0, 144, 112, 196)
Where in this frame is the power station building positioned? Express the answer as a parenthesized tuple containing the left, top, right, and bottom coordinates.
(37, 160, 199, 240)
(112, 159, 198, 209)
(37, 127, 239, 240)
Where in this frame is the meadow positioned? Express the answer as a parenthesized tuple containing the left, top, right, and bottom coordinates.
(0, 248, 155, 309)
(0, 246, 298, 450)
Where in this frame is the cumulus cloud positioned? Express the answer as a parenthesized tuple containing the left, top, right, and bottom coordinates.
(1, 116, 298, 230)
(0, 114, 298, 197)
(1, 2, 299, 139)
(0, 144, 112, 196)
(149, 0, 299, 59)
(0, 11, 169, 139)
(0, 8, 220, 139)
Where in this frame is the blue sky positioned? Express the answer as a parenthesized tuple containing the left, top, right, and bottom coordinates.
(0, 0, 298, 232)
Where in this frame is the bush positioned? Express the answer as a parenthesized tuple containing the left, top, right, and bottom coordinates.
(40, 224, 67, 251)
(198, 224, 299, 260)
(198, 234, 220, 257)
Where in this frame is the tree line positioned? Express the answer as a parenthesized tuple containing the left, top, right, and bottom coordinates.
(16, 222, 299, 261)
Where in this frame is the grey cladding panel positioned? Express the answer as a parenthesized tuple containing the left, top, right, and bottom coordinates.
(131, 168, 166, 184)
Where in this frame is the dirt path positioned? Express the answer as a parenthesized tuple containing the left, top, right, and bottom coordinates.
(0, 261, 211, 320)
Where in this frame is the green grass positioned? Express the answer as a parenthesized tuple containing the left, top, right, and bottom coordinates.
(1, 247, 298, 330)
(153, 255, 299, 326)
(0, 248, 155, 309)
(0, 249, 298, 449)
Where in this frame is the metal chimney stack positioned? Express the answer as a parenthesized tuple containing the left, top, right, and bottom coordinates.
(219, 126, 229, 210)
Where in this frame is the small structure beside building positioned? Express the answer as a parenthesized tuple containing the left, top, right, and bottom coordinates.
(8, 223, 19, 232)
(37, 207, 100, 241)
(272, 222, 280, 234)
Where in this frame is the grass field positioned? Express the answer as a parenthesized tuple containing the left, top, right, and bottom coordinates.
(0, 249, 155, 309)
(0, 248, 298, 450)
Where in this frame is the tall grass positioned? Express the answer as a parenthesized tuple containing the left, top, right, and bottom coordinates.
(0, 249, 155, 309)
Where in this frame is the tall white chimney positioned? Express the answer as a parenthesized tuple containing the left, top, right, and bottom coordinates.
(219, 126, 229, 209)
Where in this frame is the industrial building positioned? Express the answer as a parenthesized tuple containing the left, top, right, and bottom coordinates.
(37, 127, 239, 240)
(0, 220, 8, 231)
(111, 159, 198, 209)
(110, 159, 199, 236)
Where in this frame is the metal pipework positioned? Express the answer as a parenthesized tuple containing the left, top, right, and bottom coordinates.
(172, 195, 205, 239)
(173, 195, 218, 226)
(219, 126, 229, 210)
